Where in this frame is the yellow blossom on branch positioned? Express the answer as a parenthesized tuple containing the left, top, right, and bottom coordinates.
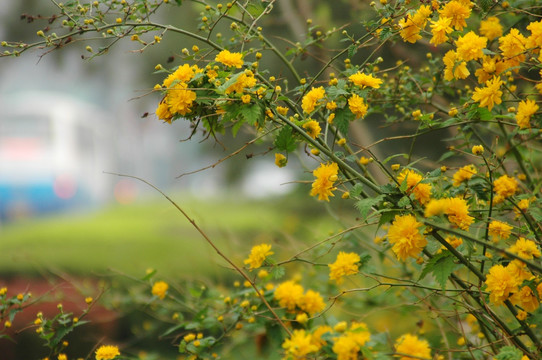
(456, 31, 487, 61)
(488, 220, 513, 242)
(243, 243, 274, 270)
(274, 280, 304, 311)
(429, 16, 453, 46)
(387, 214, 427, 261)
(493, 174, 518, 198)
(310, 162, 339, 201)
(479, 16, 503, 40)
(166, 83, 197, 116)
(511, 286, 539, 313)
(95, 345, 121, 360)
(452, 164, 477, 186)
(152, 281, 169, 300)
(328, 252, 361, 284)
(394, 334, 431, 360)
(508, 238, 541, 260)
(485, 265, 518, 305)
(215, 49, 244, 68)
(472, 76, 503, 111)
(516, 99, 538, 129)
(299, 289, 326, 315)
(443, 50, 469, 81)
(348, 72, 382, 88)
(282, 330, 319, 359)
(348, 94, 368, 118)
(301, 86, 326, 114)
(302, 120, 321, 139)
(438, 0, 471, 31)
(398, 5, 432, 43)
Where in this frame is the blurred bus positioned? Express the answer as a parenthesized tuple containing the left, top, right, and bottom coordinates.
(0, 91, 115, 221)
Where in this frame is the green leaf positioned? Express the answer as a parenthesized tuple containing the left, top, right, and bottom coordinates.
(419, 252, 457, 289)
(350, 183, 364, 197)
(348, 44, 358, 58)
(274, 126, 297, 152)
(271, 266, 285, 279)
(334, 108, 355, 135)
(240, 103, 263, 126)
(217, 72, 243, 94)
(528, 207, 542, 223)
(494, 346, 523, 360)
(397, 196, 410, 208)
(355, 195, 384, 220)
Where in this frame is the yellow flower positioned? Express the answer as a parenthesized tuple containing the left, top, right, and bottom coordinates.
(387, 214, 427, 261)
(452, 164, 477, 186)
(511, 286, 539, 313)
(310, 162, 339, 201)
(302, 120, 321, 139)
(215, 49, 244, 68)
(443, 50, 469, 81)
(359, 156, 372, 165)
(438, 0, 471, 30)
(348, 72, 383, 88)
(241, 94, 251, 104)
(299, 289, 325, 315)
(311, 325, 332, 347)
(488, 220, 512, 242)
(429, 16, 453, 46)
(456, 31, 487, 61)
(472, 76, 503, 111)
(348, 94, 368, 118)
(398, 5, 432, 43)
(471, 145, 484, 155)
(507, 260, 533, 285)
(527, 19, 542, 50)
(326, 101, 337, 111)
(516, 99, 539, 129)
(95, 345, 120, 360)
(332, 322, 370, 360)
(276, 106, 288, 116)
(58, 354, 67, 360)
(244, 243, 274, 270)
(162, 64, 195, 88)
(275, 153, 287, 168)
(274, 281, 304, 311)
(508, 238, 541, 260)
(166, 83, 197, 116)
(493, 174, 518, 198)
(485, 265, 517, 305)
(499, 28, 527, 67)
(156, 100, 173, 123)
(479, 16, 503, 40)
(424, 198, 448, 217)
(328, 252, 361, 284)
(152, 281, 169, 300)
(394, 334, 431, 360)
(444, 197, 474, 230)
(282, 330, 319, 359)
(225, 71, 257, 94)
(301, 86, 326, 113)
(397, 169, 431, 204)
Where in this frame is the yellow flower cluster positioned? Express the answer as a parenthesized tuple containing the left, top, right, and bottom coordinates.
(273, 280, 325, 315)
(95, 345, 120, 360)
(387, 214, 427, 261)
(394, 334, 431, 360)
(302, 87, 326, 114)
(310, 162, 339, 201)
(244, 243, 273, 270)
(328, 252, 360, 284)
(151, 281, 169, 300)
(397, 169, 432, 204)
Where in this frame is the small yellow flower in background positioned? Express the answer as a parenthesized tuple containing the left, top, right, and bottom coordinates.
(348, 72, 383, 88)
(327, 113, 335, 124)
(95, 345, 120, 360)
(85, 297, 93, 304)
(257, 269, 268, 278)
(310, 148, 320, 155)
(334, 321, 348, 332)
(448, 108, 458, 117)
(479, 16, 503, 40)
(276, 106, 288, 116)
(152, 281, 169, 300)
(488, 220, 512, 242)
(295, 313, 308, 324)
(348, 94, 368, 118)
(17, 293, 24, 301)
(310, 162, 339, 201)
(391, 164, 400, 171)
(299, 289, 325, 315)
(493, 174, 518, 198)
(452, 164, 477, 186)
(359, 156, 372, 165)
(4, 320, 11, 328)
(394, 334, 431, 360)
(241, 94, 251, 104)
(516, 310, 528, 321)
(282, 329, 319, 359)
(184, 333, 196, 342)
(411, 109, 422, 118)
(0, 287, 7, 296)
(341, 192, 350, 199)
(485, 265, 517, 305)
(337, 138, 346, 146)
(326, 101, 337, 111)
(387, 214, 427, 261)
(457, 337, 465, 346)
(215, 49, 243, 68)
(329, 252, 361, 284)
(472, 76, 503, 111)
(302, 87, 326, 113)
(508, 238, 541, 260)
(302, 120, 321, 139)
(58, 354, 67, 360)
(516, 99, 539, 129)
(471, 145, 483, 155)
(244, 243, 273, 270)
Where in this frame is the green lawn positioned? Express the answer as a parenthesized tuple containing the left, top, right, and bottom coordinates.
(0, 193, 347, 278)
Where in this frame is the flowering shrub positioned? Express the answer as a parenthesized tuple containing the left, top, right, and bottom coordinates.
(3, 0, 542, 359)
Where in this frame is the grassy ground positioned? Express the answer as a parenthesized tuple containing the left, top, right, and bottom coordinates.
(0, 193, 349, 278)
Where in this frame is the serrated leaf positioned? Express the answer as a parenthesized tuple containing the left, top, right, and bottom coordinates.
(397, 196, 410, 208)
(217, 72, 243, 94)
(494, 346, 523, 360)
(334, 108, 355, 135)
(528, 207, 542, 223)
(348, 44, 358, 58)
(355, 195, 384, 220)
(419, 252, 457, 289)
(274, 126, 297, 152)
(271, 266, 285, 279)
(350, 183, 364, 197)
(240, 103, 263, 126)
